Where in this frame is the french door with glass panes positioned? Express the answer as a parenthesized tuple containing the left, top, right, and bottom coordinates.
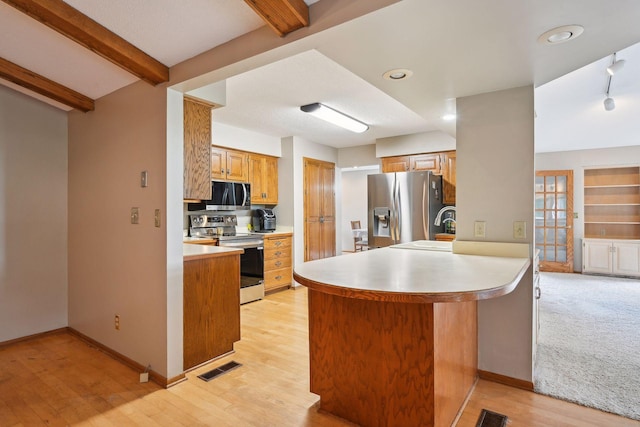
(535, 170, 574, 272)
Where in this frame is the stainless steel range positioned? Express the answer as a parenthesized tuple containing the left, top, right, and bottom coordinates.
(189, 213, 264, 304)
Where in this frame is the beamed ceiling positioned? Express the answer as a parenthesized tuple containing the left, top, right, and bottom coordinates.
(0, 0, 310, 112)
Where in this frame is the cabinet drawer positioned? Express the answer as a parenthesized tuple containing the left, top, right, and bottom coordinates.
(264, 236, 291, 251)
(264, 267, 292, 290)
(264, 245, 291, 261)
(264, 257, 292, 271)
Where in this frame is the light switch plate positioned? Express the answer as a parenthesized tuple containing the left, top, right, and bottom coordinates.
(474, 221, 486, 238)
(141, 171, 148, 187)
(154, 209, 161, 228)
(513, 221, 526, 239)
(131, 207, 139, 224)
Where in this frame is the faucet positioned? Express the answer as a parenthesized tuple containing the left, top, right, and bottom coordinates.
(434, 206, 456, 226)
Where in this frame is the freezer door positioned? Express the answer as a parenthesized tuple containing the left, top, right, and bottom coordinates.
(368, 173, 395, 248)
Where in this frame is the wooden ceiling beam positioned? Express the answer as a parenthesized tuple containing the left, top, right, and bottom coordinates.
(1, 0, 169, 85)
(0, 56, 94, 111)
(244, 0, 309, 37)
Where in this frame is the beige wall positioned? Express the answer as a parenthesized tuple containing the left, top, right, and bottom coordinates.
(456, 86, 535, 382)
(68, 81, 169, 374)
(376, 130, 456, 157)
(0, 86, 68, 342)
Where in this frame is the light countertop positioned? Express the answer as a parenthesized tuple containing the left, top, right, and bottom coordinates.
(293, 243, 530, 303)
(183, 244, 243, 261)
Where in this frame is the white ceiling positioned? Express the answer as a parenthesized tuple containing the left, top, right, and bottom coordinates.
(2, 0, 640, 153)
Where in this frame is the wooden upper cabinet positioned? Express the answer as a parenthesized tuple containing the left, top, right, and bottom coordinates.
(211, 146, 248, 182)
(183, 97, 212, 200)
(249, 153, 278, 205)
(381, 150, 456, 205)
(441, 151, 456, 205)
(411, 153, 441, 173)
(381, 155, 411, 172)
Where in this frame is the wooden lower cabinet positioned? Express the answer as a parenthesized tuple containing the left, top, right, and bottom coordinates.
(183, 253, 241, 370)
(263, 233, 293, 292)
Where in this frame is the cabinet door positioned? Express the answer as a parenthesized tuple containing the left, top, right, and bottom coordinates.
(225, 150, 248, 182)
(583, 240, 612, 274)
(263, 155, 279, 204)
(248, 155, 265, 203)
(411, 153, 441, 173)
(381, 156, 411, 172)
(211, 147, 227, 180)
(613, 242, 640, 276)
(183, 98, 212, 200)
(441, 151, 456, 205)
(248, 154, 279, 204)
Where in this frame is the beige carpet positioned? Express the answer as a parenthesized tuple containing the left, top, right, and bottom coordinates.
(534, 272, 640, 420)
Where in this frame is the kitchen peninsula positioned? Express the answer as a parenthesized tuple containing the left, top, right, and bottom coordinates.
(293, 242, 530, 427)
(183, 244, 243, 370)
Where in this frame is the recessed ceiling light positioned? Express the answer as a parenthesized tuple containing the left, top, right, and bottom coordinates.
(383, 68, 413, 81)
(537, 25, 584, 45)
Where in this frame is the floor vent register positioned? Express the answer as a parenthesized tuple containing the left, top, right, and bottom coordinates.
(197, 361, 242, 382)
(476, 409, 508, 427)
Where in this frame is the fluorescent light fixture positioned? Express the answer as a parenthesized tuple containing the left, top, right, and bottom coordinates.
(300, 103, 369, 133)
(442, 113, 456, 121)
(604, 97, 615, 111)
(607, 59, 626, 75)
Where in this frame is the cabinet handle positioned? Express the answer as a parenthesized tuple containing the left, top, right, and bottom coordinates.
(227, 169, 230, 175)
(275, 261, 282, 267)
(275, 275, 282, 280)
(535, 287, 541, 299)
(221, 169, 224, 174)
(275, 241, 282, 246)
(274, 251, 282, 256)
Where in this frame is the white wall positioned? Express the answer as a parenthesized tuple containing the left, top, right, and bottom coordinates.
(211, 122, 282, 157)
(457, 86, 535, 382)
(0, 86, 68, 342)
(376, 130, 456, 157)
(536, 146, 640, 272)
(338, 144, 378, 168)
(340, 168, 379, 251)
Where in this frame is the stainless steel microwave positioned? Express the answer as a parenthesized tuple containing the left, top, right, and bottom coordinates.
(188, 181, 251, 211)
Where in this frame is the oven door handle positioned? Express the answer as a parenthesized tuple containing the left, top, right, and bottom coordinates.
(219, 242, 264, 249)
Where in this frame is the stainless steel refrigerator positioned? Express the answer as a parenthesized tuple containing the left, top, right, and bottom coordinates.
(367, 171, 445, 248)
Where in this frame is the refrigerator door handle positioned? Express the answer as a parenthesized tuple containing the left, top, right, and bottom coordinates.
(391, 175, 397, 241)
(422, 180, 428, 239)
(395, 179, 401, 242)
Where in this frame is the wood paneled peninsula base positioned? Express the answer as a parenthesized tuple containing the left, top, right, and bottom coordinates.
(294, 244, 530, 427)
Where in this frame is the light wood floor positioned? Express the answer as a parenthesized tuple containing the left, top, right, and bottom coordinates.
(1, 287, 638, 426)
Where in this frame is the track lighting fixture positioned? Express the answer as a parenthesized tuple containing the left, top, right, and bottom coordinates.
(300, 103, 369, 133)
(604, 97, 615, 111)
(607, 59, 625, 75)
(603, 53, 624, 112)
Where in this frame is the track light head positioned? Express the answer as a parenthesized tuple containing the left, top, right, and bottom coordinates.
(607, 59, 626, 75)
(604, 97, 616, 111)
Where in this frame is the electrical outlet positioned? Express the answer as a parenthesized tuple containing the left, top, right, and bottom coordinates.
(114, 315, 120, 330)
(131, 207, 139, 224)
(154, 209, 161, 228)
(513, 221, 526, 239)
(474, 221, 486, 238)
